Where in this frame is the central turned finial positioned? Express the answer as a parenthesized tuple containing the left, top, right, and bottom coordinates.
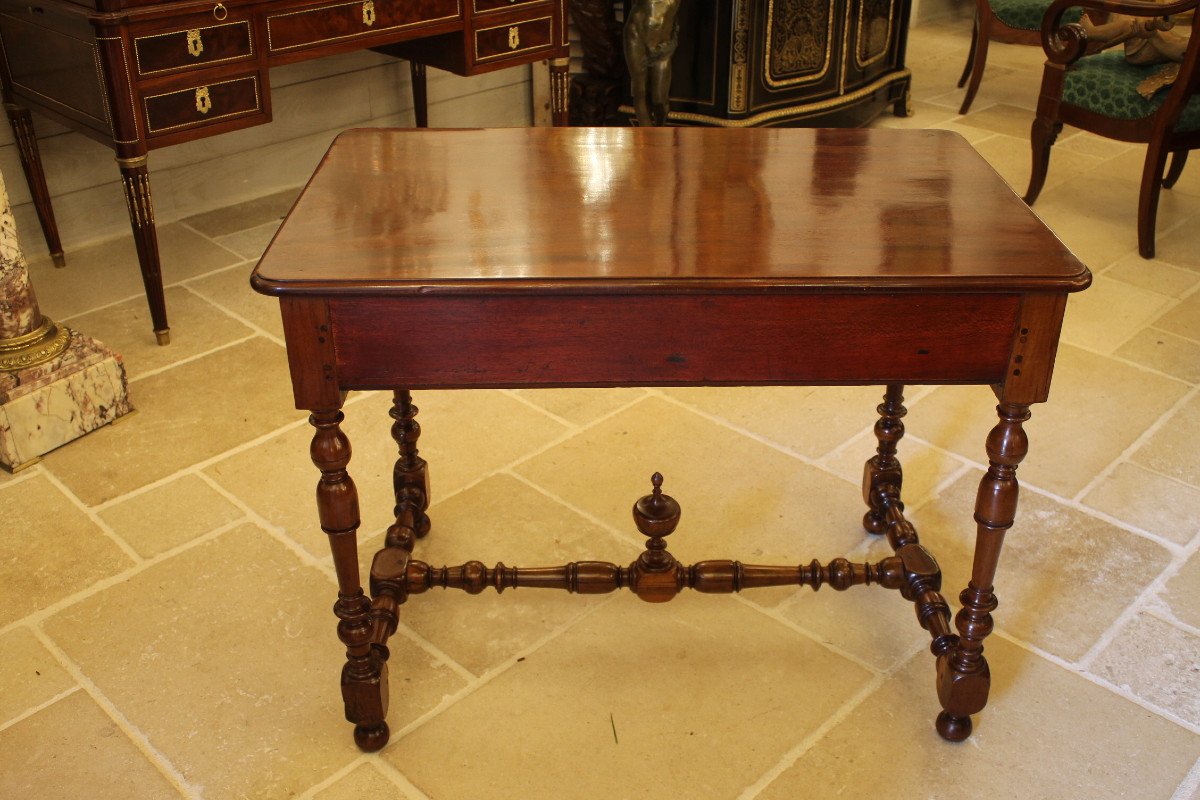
(630, 472, 683, 601)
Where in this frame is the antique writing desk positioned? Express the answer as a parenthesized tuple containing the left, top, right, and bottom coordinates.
(251, 126, 1090, 752)
(0, 0, 569, 344)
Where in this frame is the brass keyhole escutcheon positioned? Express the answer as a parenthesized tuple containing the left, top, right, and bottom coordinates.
(195, 86, 212, 114)
(508, 25, 519, 49)
(362, 0, 375, 26)
(186, 29, 204, 57)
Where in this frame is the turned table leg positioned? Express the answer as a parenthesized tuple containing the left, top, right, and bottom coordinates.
(863, 384, 906, 534)
(387, 390, 431, 552)
(936, 402, 1030, 741)
(310, 409, 390, 752)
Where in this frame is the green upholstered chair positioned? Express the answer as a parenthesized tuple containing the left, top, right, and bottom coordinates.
(1025, 0, 1199, 258)
(958, 0, 1084, 114)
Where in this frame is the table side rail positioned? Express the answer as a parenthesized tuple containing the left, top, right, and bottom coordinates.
(317, 292, 1024, 392)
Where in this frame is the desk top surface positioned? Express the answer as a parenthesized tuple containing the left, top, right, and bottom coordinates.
(252, 127, 1091, 296)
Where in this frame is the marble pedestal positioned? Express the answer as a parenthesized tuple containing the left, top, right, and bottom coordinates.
(0, 330, 133, 472)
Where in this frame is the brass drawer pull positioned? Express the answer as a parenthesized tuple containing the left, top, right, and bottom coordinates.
(508, 25, 519, 49)
(195, 86, 212, 114)
(213, 2, 228, 20)
(186, 29, 204, 57)
(362, 0, 375, 26)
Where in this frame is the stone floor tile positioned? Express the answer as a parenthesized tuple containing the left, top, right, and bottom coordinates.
(1116, 328, 1200, 385)
(214, 222, 283, 260)
(0, 474, 133, 626)
(396, 474, 638, 676)
(98, 473, 244, 558)
(1165, 550, 1200, 630)
(0, 627, 75, 725)
(1081, 462, 1200, 545)
(1154, 290, 1200, 342)
(777, 575, 928, 673)
(659, 385, 882, 459)
(957, 104, 1036, 138)
(1104, 251, 1200, 298)
(43, 337, 296, 506)
(181, 186, 300, 237)
(388, 597, 872, 799)
(1130, 392, 1200, 488)
(62, 286, 255, 379)
(508, 387, 648, 427)
(1153, 215, 1200, 271)
(0, 691, 183, 798)
(43, 523, 466, 800)
(759, 637, 1199, 800)
(514, 396, 872, 608)
(1092, 613, 1200, 727)
(1033, 175, 1194, 270)
(906, 345, 1189, 499)
(186, 262, 286, 339)
(206, 389, 569, 560)
(25, 223, 242, 322)
(1060, 273, 1172, 354)
(912, 471, 1172, 662)
(313, 763, 415, 799)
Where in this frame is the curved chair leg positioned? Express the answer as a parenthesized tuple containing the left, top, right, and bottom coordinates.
(958, 18, 980, 88)
(1024, 115, 1062, 205)
(1163, 150, 1188, 189)
(958, 14, 992, 114)
(1138, 140, 1172, 259)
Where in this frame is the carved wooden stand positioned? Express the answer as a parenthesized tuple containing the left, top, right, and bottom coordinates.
(317, 385, 1029, 751)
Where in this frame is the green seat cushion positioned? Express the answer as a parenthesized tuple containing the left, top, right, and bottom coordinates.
(1063, 51, 1200, 131)
(991, 0, 1082, 31)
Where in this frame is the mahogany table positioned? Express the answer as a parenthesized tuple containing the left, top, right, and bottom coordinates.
(251, 126, 1091, 752)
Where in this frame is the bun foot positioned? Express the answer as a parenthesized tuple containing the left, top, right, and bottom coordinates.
(354, 722, 390, 752)
(935, 711, 972, 742)
(862, 510, 887, 535)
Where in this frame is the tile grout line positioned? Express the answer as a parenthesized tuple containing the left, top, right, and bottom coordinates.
(178, 280, 288, 348)
(1071, 383, 1200, 504)
(1171, 755, 1200, 800)
(991, 628, 1200, 736)
(0, 684, 81, 736)
(29, 627, 202, 799)
(0, 520, 243, 639)
(127, 333, 267, 384)
(367, 759, 436, 800)
(735, 667, 899, 800)
(38, 468, 143, 565)
(1075, 532, 1200, 671)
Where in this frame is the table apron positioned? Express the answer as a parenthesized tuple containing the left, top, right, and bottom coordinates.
(319, 292, 1024, 390)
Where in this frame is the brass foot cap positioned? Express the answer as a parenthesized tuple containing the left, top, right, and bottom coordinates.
(51, 252, 66, 268)
(154, 329, 170, 346)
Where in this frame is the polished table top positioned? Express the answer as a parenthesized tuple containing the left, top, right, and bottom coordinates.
(252, 126, 1090, 296)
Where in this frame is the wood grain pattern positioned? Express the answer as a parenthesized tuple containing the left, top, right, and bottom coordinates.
(253, 127, 1090, 294)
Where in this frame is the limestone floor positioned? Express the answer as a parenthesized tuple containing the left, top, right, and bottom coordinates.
(3, 19, 1200, 800)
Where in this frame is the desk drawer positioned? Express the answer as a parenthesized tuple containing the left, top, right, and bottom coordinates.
(473, 14, 552, 64)
(133, 18, 255, 77)
(472, 0, 548, 14)
(266, 0, 461, 53)
(142, 74, 264, 136)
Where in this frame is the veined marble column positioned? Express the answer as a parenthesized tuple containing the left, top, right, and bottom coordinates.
(0, 171, 132, 472)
